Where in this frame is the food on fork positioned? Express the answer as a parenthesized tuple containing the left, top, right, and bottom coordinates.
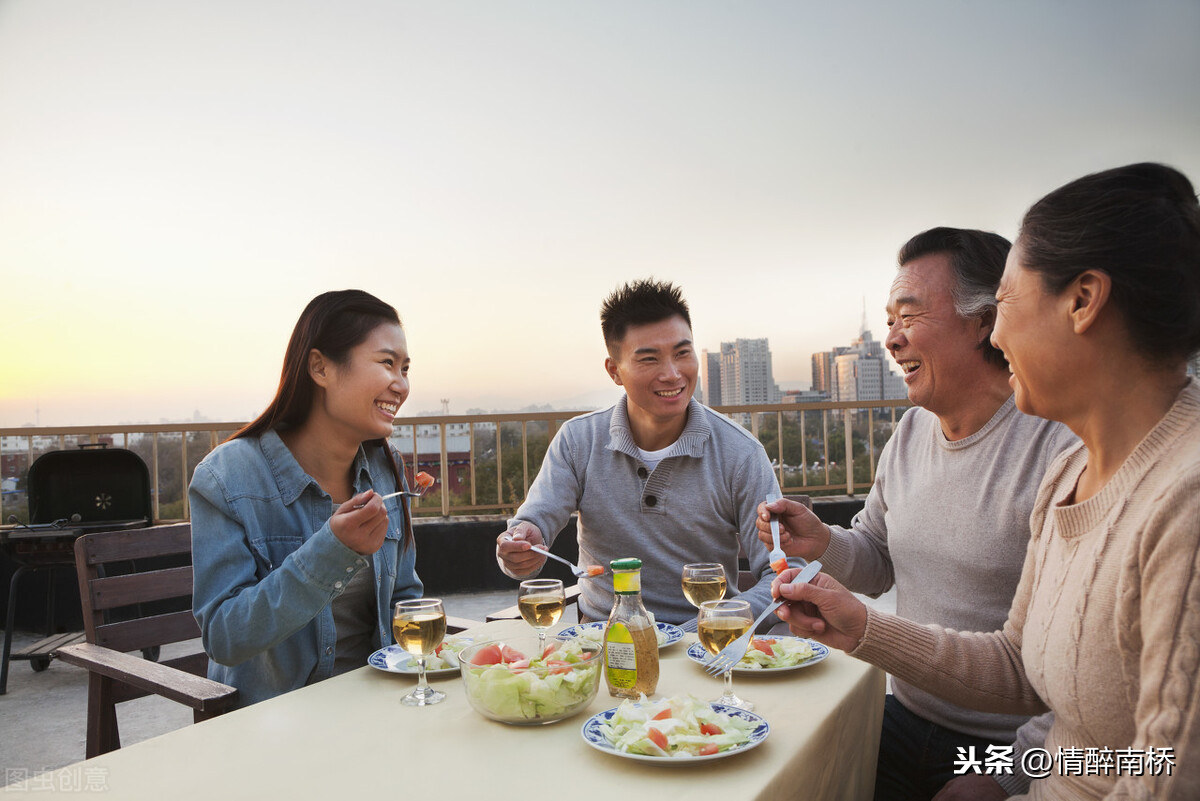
(414, 471, 435, 491)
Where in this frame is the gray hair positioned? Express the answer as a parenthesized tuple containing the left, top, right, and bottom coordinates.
(897, 227, 1011, 368)
(950, 272, 999, 321)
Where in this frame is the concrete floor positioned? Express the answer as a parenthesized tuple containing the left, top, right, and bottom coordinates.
(1, 586, 895, 786)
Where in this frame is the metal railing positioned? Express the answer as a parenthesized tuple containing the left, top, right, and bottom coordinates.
(0, 399, 909, 523)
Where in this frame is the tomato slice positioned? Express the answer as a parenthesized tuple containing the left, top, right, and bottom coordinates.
(544, 659, 572, 675)
(652, 708, 673, 720)
(470, 644, 504, 665)
(698, 744, 720, 756)
(499, 644, 526, 663)
(751, 640, 775, 657)
(699, 722, 723, 736)
(647, 727, 669, 751)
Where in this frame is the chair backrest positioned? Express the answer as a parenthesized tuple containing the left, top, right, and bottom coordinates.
(74, 523, 201, 655)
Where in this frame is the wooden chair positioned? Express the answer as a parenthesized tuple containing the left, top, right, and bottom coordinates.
(56, 523, 238, 758)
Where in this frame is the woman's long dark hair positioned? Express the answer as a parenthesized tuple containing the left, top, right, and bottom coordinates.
(233, 290, 401, 439)
(232, 290, 413, 543)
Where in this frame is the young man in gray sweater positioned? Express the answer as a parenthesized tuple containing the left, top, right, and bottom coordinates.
(496, 279, 788, 627)
(758, 229, 1076, 801)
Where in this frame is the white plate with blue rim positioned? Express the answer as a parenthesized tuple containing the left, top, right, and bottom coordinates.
(557, 621, 685, 649)
(580, 702, 769, 764)
(686, 636, 829, 674)
(367, 635, 473, 677)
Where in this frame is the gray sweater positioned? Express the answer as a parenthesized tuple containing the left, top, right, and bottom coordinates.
(821, 395, 1076, 793)
(505, 396, 786, 625)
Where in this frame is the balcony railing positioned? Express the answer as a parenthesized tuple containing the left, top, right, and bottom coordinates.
(0, 399, 909, 524)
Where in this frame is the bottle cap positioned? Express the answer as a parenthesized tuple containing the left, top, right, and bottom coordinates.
(610, 558, 642, 571)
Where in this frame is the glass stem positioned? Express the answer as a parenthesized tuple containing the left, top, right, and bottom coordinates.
(722, 669, 734, 701)
(415, 655, 429, 694)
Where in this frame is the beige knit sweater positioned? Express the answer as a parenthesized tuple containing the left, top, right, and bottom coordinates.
(853, 379, 1200, 800)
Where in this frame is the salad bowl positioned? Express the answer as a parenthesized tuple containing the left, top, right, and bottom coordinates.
(458, 634, 602, 725)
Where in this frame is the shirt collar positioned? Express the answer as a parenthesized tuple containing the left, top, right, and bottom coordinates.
(260, 428, 378, 505)
(609, 395, 711, 459)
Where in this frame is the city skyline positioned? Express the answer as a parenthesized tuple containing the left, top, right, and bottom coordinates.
(1, 324, 892, 426)
(2, 1, 1198, 428)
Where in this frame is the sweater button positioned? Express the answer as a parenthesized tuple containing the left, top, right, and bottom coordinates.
(644, 495, 657, 507)
(637, 467, 648, 479)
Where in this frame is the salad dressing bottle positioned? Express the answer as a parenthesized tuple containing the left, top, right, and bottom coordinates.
(604, 558, 659, 698)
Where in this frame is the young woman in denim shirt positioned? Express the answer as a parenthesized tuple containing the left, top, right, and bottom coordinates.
(189, 290, 422, 706)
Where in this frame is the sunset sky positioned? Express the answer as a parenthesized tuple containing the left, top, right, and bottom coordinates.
(2, 0, 1198, 427)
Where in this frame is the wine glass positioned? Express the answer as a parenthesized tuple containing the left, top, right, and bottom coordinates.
(392, 598, 447, 706)
(682, 563, 727, 609)
(697, 598, 753, 711)
(518, 578, 565, 653)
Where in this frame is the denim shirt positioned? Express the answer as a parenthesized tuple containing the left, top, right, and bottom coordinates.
(189, 429, 422, 707)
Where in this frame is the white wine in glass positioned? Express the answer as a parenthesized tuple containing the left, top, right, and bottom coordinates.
(518, 578, 565, 652)
(393, 598, 447, 706)
(682, 563, 727, 608)
(697, 598, 753, 711)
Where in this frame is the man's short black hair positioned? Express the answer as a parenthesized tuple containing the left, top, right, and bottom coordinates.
(600, 279, 691, 354)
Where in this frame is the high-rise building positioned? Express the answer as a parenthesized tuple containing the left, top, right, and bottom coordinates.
(810, 351, 838, 395)
(718, 338, 780, 406)
(699, 338, 782, 411)
(813, 325, 907, 402)
(699, 349, 722, 406)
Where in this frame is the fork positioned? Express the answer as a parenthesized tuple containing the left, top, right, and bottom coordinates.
(765, 492, 788, 574)
(704, 560, 822, 676)
(523, 543, 607, 579)
(350, 484, 432, 510)
(352, 488, 422, 508)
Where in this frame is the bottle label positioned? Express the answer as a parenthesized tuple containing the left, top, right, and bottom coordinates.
(605, 623, 637, 688)
(613, 571, 641, 594)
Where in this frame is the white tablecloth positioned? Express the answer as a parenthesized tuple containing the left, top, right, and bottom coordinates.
(16, 619, 885, 800)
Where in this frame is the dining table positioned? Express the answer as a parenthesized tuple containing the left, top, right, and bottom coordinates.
(12, 619, 885, 799)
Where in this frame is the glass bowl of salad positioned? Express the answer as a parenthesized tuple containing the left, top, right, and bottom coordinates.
(458, 634, 602, 725)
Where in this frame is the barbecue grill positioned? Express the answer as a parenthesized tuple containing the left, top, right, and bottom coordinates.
(0, 443, 152, 694)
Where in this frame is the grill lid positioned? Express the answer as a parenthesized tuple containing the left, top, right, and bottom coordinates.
(27, 444, 152, 525)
